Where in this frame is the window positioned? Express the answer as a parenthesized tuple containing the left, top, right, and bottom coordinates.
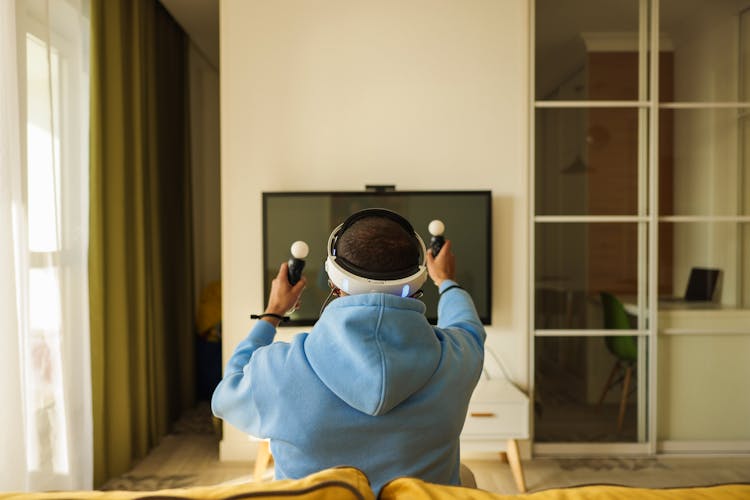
(17, 0, 90, 477)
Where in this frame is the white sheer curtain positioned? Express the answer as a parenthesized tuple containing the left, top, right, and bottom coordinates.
(0, 0, 91, 491)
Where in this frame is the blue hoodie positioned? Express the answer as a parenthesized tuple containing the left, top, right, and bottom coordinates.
(211, 280, 485, 494)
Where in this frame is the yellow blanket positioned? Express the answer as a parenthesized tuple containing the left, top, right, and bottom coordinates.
(2, 467, 749, 500)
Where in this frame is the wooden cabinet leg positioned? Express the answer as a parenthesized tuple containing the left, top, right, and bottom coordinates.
(254, 440, 272, 481)
(498, 451, 508, 463)
(506, 439, 527, 493)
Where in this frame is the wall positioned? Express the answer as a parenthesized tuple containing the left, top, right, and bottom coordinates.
(220, 0, 529, 460)
(671, 1, 741, 302)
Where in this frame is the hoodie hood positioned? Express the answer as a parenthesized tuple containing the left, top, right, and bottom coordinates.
(304, 293, 441, 416)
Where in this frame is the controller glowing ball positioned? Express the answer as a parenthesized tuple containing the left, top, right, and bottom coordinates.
(288, 240, 308, 285)
(290, 241, 309, 260)
(428, 220, 445, 257)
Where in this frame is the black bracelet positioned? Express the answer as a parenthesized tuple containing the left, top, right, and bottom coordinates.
(439, 284, 464, 296)
(250, 313, 290, 322)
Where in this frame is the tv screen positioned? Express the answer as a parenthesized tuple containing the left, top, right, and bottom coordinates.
(263, 191, 492, 325)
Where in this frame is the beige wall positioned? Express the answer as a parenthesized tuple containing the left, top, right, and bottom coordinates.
(220, 0, 529, 459)
(672, 1, 742, 304)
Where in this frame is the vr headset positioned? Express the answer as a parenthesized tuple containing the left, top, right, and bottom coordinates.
(324, 208, 428, 297)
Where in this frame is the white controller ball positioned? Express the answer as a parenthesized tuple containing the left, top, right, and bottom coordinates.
(428, 220, 445, 236)
(290, 240, 309, 259)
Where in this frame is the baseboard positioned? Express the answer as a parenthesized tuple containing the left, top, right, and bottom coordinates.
(658, 440, 750, 454)
(532, 441, 750, 456)
(534, 442, 650, 456)
(461, 439, 531, 460)
(220, 438, 534, 462)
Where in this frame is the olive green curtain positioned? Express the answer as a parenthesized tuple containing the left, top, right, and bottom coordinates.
(89, 0, 194, 486)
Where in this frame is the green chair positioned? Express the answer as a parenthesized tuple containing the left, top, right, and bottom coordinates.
(598, 292, 637, 433)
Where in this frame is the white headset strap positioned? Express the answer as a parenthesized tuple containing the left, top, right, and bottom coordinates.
(325, 219, 428, 295)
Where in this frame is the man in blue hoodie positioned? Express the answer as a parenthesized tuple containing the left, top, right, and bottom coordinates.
(211, 209, 486, 494)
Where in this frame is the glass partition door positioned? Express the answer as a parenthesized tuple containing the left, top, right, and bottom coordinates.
(532, 0, 750, 454)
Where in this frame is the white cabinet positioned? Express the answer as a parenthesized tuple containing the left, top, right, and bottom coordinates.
(658, 308, 750, 447)
(462, 378, 529, 445)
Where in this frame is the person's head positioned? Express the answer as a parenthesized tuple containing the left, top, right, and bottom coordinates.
(325, 209, 427, 297)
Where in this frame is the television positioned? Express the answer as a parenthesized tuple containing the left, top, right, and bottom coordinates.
(262, 191, 492, 325)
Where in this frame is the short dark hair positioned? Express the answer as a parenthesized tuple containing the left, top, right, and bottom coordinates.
(337, 215, 420, 275)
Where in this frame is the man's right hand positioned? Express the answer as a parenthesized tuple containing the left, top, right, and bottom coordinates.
(263, 262, 307, 326)
(426, 239, 455, 288)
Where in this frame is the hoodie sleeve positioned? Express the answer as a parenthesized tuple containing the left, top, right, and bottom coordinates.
(436, 279, 486, 351)
(210, 320, 277, 437)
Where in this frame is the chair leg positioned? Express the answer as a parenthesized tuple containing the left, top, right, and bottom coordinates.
(617, 365, 633, 433)
(254, 440, 272, 481)
(598, 360, 620, 406)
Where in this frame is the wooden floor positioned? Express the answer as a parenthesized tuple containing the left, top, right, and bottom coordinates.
(103, 429, 750, 493)
(467, 454, 750, 493)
